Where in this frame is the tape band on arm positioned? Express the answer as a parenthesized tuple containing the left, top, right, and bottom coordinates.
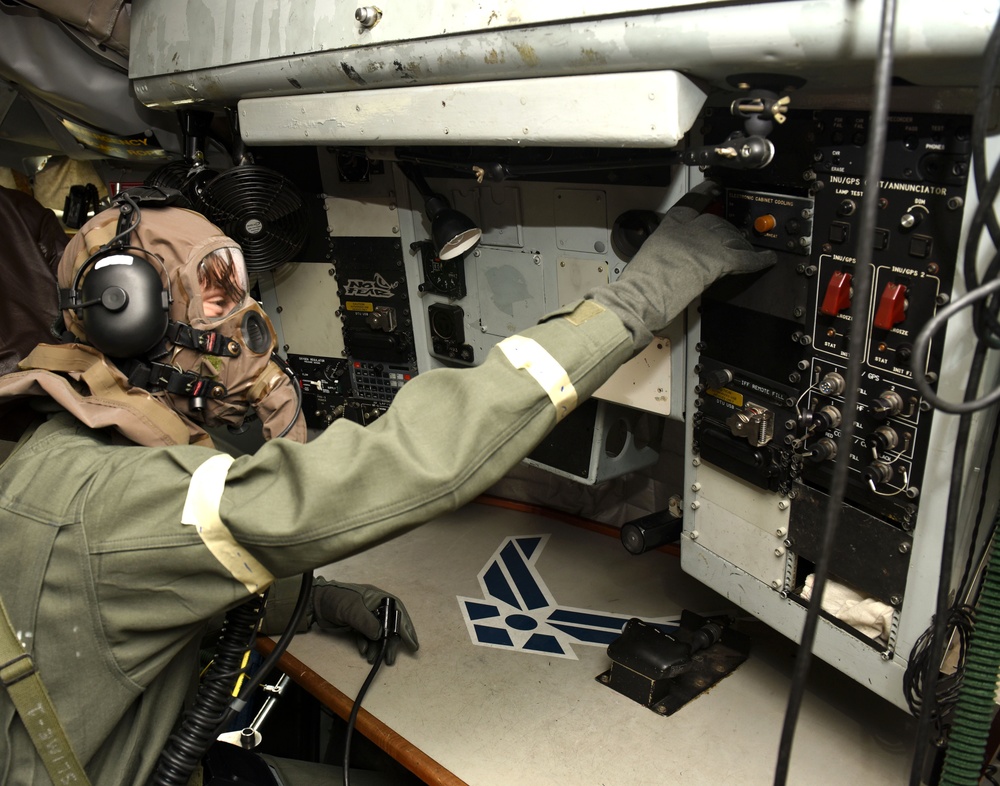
(497, 335, 578, 422)
(182, 453, 274, 594)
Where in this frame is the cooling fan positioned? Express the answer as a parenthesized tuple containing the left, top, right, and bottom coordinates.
(199, 165, 310, 272)
(143, 160, 218, 212)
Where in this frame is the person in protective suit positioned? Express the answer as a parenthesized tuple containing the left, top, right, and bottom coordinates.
(0, 181, 773, 785)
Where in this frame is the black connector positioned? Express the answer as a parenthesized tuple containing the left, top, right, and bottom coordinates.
(376, 597, 399, 640)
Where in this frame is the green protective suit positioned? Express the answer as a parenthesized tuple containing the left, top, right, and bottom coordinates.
(0, 300, 632, 785)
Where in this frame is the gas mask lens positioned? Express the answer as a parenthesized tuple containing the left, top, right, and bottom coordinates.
(197, 246, 249, 320)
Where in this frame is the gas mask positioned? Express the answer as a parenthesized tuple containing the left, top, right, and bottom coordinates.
(155, 237, 304, 441)
(48, 197, 306, 446)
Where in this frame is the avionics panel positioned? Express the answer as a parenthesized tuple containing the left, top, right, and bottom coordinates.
(682, 104, 993, 709)
(262, 146, 687, 488)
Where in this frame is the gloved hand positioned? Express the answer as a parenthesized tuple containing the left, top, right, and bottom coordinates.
(313, 579, 419, 665)
(590, 180, 776, 352)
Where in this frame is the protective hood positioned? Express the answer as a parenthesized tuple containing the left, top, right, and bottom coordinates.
(0, 204, 305, 447)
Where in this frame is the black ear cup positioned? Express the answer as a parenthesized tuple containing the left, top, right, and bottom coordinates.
(79, 253, 169, 357)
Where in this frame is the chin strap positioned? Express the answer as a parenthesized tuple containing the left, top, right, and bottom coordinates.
(117, 357, 228, 401)
(164, 321, 242, 358)
(0, 596, 92, 785)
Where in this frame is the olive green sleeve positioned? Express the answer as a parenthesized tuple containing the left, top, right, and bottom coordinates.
(8, 302, 629, 689)
(220, 301, 633, 577)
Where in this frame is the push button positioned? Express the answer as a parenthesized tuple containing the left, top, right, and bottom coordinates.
(909, 235, 933, 258)
(829, 222, 850, 243)
(753, 214, 777, 234)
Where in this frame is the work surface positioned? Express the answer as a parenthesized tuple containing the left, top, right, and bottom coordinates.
(285, 500, 915, 785)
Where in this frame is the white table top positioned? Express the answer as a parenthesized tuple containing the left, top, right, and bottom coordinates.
(288, 500, 914, 786)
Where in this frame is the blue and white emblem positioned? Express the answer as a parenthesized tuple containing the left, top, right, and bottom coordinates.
(458, 535, 678, 659)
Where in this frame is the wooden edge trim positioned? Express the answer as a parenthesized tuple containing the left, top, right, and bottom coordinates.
(255, 636, 469, 786)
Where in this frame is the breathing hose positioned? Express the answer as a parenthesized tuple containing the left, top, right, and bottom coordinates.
(939, 527, 1000, 786)
(151, 593, 267, 786)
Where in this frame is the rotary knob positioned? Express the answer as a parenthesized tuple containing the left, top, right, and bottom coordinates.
(899, 205, 928, 230)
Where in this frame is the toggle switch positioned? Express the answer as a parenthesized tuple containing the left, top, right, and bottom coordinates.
(874, 282, 908, 330)
(820, 271, 853, 316)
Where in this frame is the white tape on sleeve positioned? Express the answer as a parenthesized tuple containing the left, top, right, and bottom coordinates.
(182, 453, 274, 594)
(498, 335, 578, 422)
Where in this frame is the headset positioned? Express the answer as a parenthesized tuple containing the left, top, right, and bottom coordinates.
(57, 185, 304, 436)
(59, 187, 179, 358)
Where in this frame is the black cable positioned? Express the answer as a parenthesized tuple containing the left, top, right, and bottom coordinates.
(908, 405, 976, 785)
(343, 597, 398, 786)
(212, 572, 313, 735)
(270, 353, 304, 440)
(772, 2, 897, 783)
(104, 191, 142, 249)
(964, 11, 1000, 344)
(904, 12, 1000, 781)
(342, 638, 388, 786)
(906, 185, 1000, 786)
(903, 604, 976, 731)
(903, 391, 998, 763)
(970, 12, 1000, 252)
(963, 184, 1000, 347)
(911, 280, 1000, 413)
(958, 418, 1000, 602)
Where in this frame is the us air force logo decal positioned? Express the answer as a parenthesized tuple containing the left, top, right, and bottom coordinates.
(458, 535, 678, 659)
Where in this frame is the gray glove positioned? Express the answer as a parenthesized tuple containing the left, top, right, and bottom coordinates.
(590, 180, 776, 352)
(313, 579, 419, 665)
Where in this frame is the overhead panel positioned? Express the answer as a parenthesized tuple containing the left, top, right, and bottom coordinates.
(237, 71, 706, 148)
(131, 0, 995, 110)
(129, 0, 717, 77)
